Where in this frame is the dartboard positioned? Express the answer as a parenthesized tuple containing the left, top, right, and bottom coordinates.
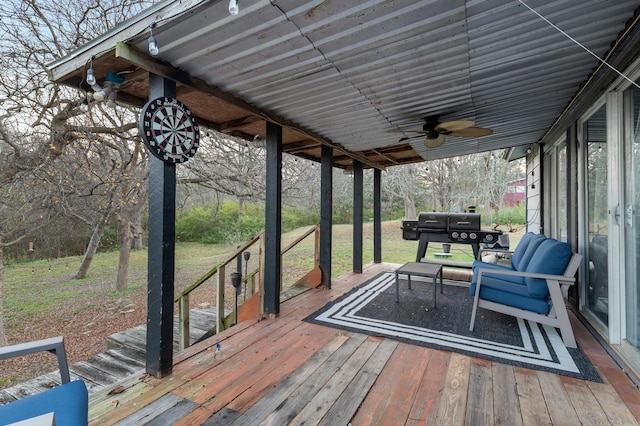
(139, 97, 200, 163)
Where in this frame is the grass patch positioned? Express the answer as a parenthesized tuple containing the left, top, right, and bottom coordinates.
(3, 220, 524, 332)
(107, 285, 144, 297)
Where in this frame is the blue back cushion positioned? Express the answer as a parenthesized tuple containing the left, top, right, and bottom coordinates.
(0, 379, 88, 425)
(510, 232, 535, 268)
(524, 239, 572, 298)
(514, 233, 546, 271)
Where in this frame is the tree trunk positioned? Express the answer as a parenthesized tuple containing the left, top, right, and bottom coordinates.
(131, 210, 144, 250)
(116, 217, 132, 292)
(74, 212, 110, 279)
(403, 191, 416, 219)
(238, 197, 244, 220)
(0, 245, 7, 346)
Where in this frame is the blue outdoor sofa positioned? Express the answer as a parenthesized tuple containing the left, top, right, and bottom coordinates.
(0, 336, 88, 425)
(469, 232, 582, 348)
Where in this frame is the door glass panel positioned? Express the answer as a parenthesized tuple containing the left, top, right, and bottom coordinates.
(626, 87, 640, 347)
(586, 105, 608, 325)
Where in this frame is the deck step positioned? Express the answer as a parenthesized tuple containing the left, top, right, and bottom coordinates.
(0, 307, 220, 405)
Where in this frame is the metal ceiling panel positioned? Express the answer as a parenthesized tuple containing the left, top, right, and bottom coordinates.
(47, 0, 640, 165)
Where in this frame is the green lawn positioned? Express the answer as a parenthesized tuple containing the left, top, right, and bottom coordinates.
(2, 220, 523, 333)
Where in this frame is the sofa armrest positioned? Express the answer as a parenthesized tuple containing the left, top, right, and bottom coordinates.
(478, 248, 514, 258)
(0, 336, 70, 384)
(475, 267, 576, 285)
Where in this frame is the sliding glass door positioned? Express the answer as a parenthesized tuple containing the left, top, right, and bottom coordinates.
(625, 87, 640, 349)
(584, 105, 609, 326)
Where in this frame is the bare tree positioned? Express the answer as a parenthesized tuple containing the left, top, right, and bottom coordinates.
(182, 132, 316, 215)
(382, 165, 421, 219)
(0, 0, 155, 341)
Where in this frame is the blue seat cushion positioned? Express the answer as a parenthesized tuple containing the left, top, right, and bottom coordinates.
(470, 277, 551, 315)
(0, 379, 88, 426)
(524, 239, 572, 298)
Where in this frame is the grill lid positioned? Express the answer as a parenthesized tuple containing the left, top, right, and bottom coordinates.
(448, 213, 481, 231)
(417, 212, 448, 230)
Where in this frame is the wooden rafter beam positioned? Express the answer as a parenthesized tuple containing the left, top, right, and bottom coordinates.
(114, 42, 385, 171)
(218, 115, 264, 133)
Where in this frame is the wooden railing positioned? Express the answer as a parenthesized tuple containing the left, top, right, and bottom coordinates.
(174, 225, 320, 350)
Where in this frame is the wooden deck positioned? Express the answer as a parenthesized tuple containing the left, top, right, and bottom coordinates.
(0, 308, 218, 405)
(87, 262, 640, 425)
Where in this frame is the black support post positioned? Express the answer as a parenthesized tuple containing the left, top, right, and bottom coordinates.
(146, 74, 176, 378)
(353, 161, 363, 273)
(264, 122, 282, 315)
(320, 145, 333, 288)
(373, 168, 382, 263)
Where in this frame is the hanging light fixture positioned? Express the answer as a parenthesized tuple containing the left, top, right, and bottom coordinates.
(229, 0, 239, 15)
(86, 66, 96, 86)
(106, 90, 118, 108)
(92, 86, 110, 102)
(80, 93, 89, 112)
(148, 22, 159, 56)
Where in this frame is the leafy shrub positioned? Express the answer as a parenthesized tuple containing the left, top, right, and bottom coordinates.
(176, 204, 220, 243)
(495, 203, 526, 225)
(176, 201, 321, 244)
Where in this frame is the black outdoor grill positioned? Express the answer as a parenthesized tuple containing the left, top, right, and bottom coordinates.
(401, 212, 507, 261)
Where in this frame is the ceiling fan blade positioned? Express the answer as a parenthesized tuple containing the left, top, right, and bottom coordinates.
(405, 130, 428, 134)
(448, 127, 493, 137)
(398, 134, 425, 142)
(435, 120, 474, 132)
(424, 134, 446, 148)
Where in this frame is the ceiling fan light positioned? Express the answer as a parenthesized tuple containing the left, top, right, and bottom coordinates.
(425, 134, 445, 148)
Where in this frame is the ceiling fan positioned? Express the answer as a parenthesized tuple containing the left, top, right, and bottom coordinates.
(401, 116, 493, 148)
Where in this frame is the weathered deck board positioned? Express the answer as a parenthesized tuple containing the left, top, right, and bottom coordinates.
(318, 338, 399, 426)
(565, 383, 612, 424)
(232, 333, 351, 424)
(466, 360, 494, 425)
(537, 371, 580, 425)
(588, 381, 639, 424)
(6, 263, 639, 426)
(288, 337, 382, 425)
(492, 362, 523, 425)
(515, 370, 552, 425)
(228, 331, 359, 418)
(434, 352, 471, 425)
(203, 323, 339, 413)
(351, 342, 431, 425)
(406, 349, 450, 425)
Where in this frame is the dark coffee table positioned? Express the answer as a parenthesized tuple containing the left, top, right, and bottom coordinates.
(395, 262, 443, 307)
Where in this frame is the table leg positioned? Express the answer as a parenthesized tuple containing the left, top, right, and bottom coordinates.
(395, 272, 399, 303)
(432, 275, 436, 308)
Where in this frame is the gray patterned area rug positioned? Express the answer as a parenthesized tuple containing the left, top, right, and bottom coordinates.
(305, 272, 601, 382)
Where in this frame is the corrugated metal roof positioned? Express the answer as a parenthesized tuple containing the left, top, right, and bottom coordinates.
(47, 0, 640, 166)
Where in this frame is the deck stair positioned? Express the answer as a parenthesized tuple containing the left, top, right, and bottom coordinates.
(0, 307, 219, 405)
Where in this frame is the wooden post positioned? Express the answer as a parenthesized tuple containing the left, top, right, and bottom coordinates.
(216, 265, 225, 334)
(373, 168, 382, 263)
(178, 295, 190, 350)
(145, 74, 176, 378)
(353, 160, 363, 273)
(263, 121, 282, 315)
(258, 232, 265, 315)
(320, 145, 333, 288)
